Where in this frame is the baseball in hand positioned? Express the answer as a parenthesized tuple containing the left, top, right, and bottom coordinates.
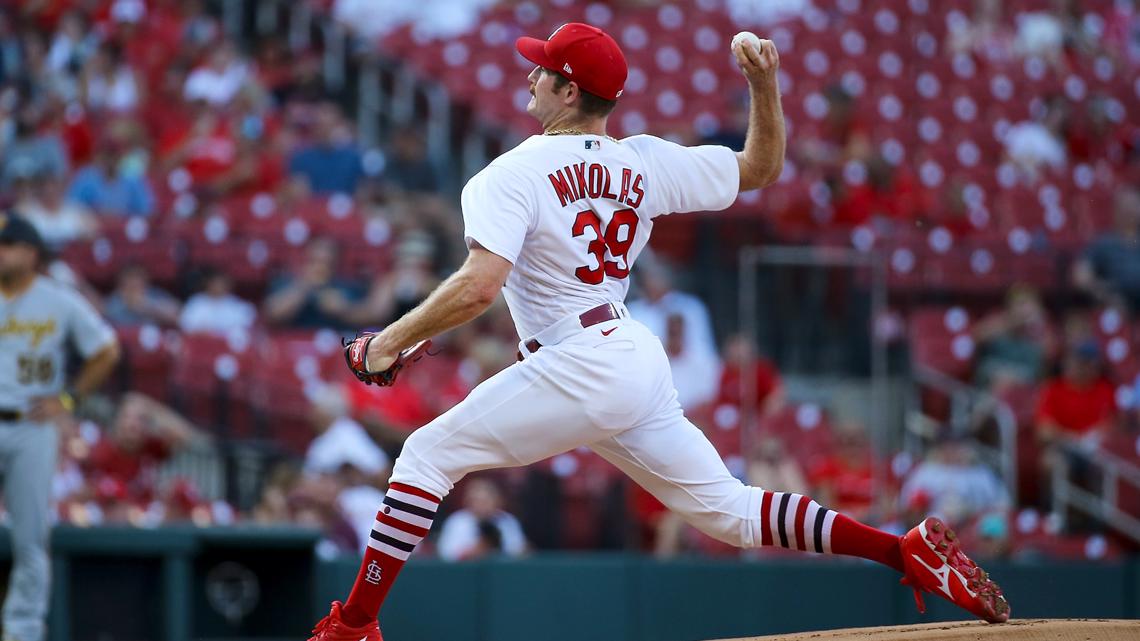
(731, 31, 764, 56)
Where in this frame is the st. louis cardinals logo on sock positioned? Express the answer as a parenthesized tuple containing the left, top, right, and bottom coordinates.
(364, 561, 383, 585)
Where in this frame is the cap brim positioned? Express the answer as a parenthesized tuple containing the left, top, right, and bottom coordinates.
(516, 36, 557, 69)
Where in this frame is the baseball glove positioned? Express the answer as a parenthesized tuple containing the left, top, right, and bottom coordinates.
(343, 333, 433, 386)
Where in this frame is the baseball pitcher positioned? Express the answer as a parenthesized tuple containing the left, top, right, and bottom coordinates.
(311, 24, 1009, 641)
(0, 214, 120, 641)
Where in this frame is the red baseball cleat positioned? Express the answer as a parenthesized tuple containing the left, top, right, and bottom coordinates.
(308, 602, 383, 641)
(899, 517, 1011, 623)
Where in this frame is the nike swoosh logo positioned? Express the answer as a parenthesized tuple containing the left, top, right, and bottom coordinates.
(601, 328, 617, 336)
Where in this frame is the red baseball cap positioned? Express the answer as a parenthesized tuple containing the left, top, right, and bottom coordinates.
(516, 23, 628, 101)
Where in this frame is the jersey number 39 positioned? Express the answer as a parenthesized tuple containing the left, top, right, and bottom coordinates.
(571, 208, 639, 285)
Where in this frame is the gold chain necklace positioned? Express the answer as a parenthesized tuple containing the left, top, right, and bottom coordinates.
(544, 128, 618, 143)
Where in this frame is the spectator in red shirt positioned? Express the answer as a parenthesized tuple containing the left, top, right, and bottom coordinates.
(86, 392, 203, 504)
(1036, 340, 1117, 447)
(717, 333, 785, 417)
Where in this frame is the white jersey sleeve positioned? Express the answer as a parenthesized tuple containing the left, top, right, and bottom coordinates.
(625, 135, 740, 216)
(64, 288, 116, 357)
(461, 165, 537, 264)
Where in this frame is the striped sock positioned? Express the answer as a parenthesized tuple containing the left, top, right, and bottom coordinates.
(758, 491, 903, 572)
(342, 483, 441, 626)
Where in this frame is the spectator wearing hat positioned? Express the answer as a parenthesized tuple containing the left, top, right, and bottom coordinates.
(1036, 341, 1118, 448)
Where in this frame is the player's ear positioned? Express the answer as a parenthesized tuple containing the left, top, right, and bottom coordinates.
(563, 80, 580, 106)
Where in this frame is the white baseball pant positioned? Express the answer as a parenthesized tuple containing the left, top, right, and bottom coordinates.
(389, 303, 767, 548)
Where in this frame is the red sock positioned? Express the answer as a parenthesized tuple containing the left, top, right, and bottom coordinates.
(758, 491, 903, 573)
(341, 483, 441, 627)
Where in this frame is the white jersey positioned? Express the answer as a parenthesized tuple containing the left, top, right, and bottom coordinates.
(462, 134, 739, 339)
(0, 275, 116, 412)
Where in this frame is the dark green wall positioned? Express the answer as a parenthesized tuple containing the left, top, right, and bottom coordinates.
(0, 528, 1135, 641)
(318, 555, 1139, 641)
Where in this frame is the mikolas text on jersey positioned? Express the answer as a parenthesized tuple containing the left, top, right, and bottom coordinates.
(547, 162, 645, 209)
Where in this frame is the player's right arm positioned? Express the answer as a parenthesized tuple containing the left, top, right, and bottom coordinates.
(733, 36, 785, 192)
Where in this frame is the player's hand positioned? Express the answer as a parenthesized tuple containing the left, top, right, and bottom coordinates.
(343, 332, 433, 387)
(365, 336, 399, 374)
(28, 396, 70, 423)
(733, 35, 779, 86)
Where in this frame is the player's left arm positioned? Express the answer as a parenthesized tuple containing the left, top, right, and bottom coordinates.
(363, 245, 511, 371)
(733, 36, 786, 192)
(28, 341, 120, 422)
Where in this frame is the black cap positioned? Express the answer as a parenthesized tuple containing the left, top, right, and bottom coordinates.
(0, 212, 45, 252)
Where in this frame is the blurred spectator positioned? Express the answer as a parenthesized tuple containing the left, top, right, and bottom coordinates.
(662, 313, 719, 410)
(334, 0, 493, 41)
(747, 436, 809, 495)
(808, 424, 874, 521)
(629, 262, 720, 375)
(288, 102, 363, 195)
(304, 383, 391, 550)
(46, 10, 96, 75)
(157, 106, 238, 187)
(716, 334, 785, 417)
(1003, 96, 1069, 178)
(1073, 186, 1140, 310)
(1036, 341, 1117, 448)
(382, 129, 440, 194)
(900, 435, 1010, 527)
(68, 128, 155, 217)
(288, 473, 361, 557)
(948, 0, 1016, 63)
(972, 286, 1055, 392)
(178, 267, 257, 335)
(304, 384, 390, 479)
(263, 237, 364, 330)
(104, 263, 182, 327)
(17, 173, 97, 248)
(1104, 0, 1140, 64)
(1014, 9, 1066, 62)
(1, 106, 68, 188)
(85, 392, 203, 506)
(726, 0, 811, 27)
(183, 39, 249, 106)
(350, 231, 440, 326)
(79, 42, 141, 113)
(437, 478, 527, 561)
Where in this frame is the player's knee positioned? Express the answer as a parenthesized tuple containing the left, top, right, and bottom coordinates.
(684, 485, 765, 548)
(389, 427, 456, 500)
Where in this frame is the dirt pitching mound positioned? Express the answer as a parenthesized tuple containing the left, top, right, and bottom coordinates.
(713, 619, 1140, 641)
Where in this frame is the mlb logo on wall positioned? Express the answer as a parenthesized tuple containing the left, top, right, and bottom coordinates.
(585, 139, 602, 150)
